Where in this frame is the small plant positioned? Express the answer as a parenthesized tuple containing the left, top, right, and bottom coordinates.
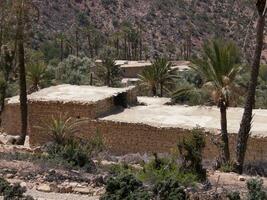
(138, 154, 198, 186)
(153, 178, 187, 200)
(0, 177, 34, 200)
(247, 178, 266, 200)
(100, 173, 151, 200)
(219, 161, 235, 173)
(38, 114, 86, 145)
(227, 191, 241, 200)
(178, 127, 207, 181)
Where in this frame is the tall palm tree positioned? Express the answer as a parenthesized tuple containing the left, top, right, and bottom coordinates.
(235, 0, 267, 174)
(14, 0, 39, 145)
(190, 39, 241, 164)
(139, 58, 176, 97)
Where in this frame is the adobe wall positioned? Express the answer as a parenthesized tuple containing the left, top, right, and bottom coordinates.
(1, 102, 21, 135)
(29, 118, 267, 164)
(1, 87, 138, 136)
(121, 67, 146, 78)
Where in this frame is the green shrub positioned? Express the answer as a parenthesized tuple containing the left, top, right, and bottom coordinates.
(178, 128, 207, 181)
(227, 191, 241, 200)
(0, 177, 34, 200)
(100, 173, 151, 200)
(219, 161, 235, 173)
(153, 178, 187, 200)
(138, 154, 198, 186)
(46, 55, 94, 85)
(247, 178, 266, 200)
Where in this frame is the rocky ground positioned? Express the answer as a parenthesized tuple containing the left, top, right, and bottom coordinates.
(0, 133, 266, 200)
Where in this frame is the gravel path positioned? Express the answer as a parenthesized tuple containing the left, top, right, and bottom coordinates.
(26, 189, 99, 200)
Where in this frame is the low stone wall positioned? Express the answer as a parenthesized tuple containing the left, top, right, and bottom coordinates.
(121, 67, 146, 78)
(29, 118, 267, 164)
(1, 102, 21, 135)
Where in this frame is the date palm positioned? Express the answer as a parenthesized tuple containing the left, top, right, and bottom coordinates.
(139, 58, 176, 97)
(191, 39, 241, 164)
(97, 58, 121, 87)
(235, 0, 267, 174)
(26, 61, 46, 94)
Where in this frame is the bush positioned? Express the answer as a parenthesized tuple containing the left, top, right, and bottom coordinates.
(40, 115, 105, 172)
(153, 178, 187, 200)
(46, 55, 94, 85)
(247, 178, 266, 200)
(227, 191, 241, 200)
(178, 128, 207, 181)
(138, 154, 198, 186)
(0, 177, 34, 200)
(100, 173, 151, 200)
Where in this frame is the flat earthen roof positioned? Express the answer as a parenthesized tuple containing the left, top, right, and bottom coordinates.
(7, 85, 134, 104)
(101, 97, 267, 137)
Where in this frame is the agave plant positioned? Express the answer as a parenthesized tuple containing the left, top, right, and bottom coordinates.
(38, 114, 86, 145)
(26, 61, 46, 94)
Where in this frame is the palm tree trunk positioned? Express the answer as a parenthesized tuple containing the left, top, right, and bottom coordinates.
(16, 1, 28, 145)
(220, 101, 230, 163)
(160, 83, 163, 97)
(152, 85, 157, 96)
(0, 84, 6, 125)
(235, 1, 266, 174)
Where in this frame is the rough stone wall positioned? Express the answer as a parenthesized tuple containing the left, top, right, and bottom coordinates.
(1, 103, 21, 136)
(1, 87, 138, 136)
(29, 118, 267, 164)
(121, 67, 146, 78)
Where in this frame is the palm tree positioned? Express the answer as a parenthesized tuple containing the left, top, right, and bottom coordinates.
(26, 61, 46, 94)
(154, 58, 176, 97)
(139, 65, 159, 96)
(14, 0, 39, 145)
(190, 39, 241, 164)
(139, 58, 176, 97)
(235, 0, 267, 174)
(96, 58, 121, 87)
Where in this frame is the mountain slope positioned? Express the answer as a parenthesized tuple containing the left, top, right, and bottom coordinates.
(33, 0, 261, 61)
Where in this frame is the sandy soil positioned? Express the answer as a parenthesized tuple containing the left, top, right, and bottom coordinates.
(6, 85, 134, 104)
(102, 99, 267, 137)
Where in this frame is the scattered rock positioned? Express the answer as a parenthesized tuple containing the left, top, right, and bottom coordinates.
(93, 187, 106, 196)
(6, 173, 14, 179)
(37, 184, 52, 193)
(20, 182, 27, 187)
(6, 136, 20, 145)
(58, 185, 73, 193)
(92, 175, 105, 186)
(238, 176, 246, 181)
(69, 182, 79, 187)
(118, 153, 144, 164)
(73, 186, 92, 194)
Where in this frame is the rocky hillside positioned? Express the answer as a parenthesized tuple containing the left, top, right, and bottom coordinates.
(32, 0, 262, 61)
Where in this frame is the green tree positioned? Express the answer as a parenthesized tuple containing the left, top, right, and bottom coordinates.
(96, 58, 121, 87)
(47, 55, 93, 85)
(26, 61, 46, 94)
(190, 39, 241, 164)
(139, 58, 176, 97)
(13, 0, 39, 145)
(235, 0, 267, 174)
